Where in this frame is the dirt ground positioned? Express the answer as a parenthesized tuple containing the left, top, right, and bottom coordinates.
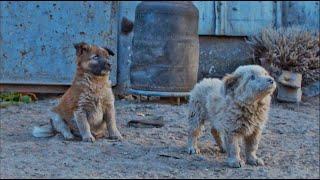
(0, 95, 319, 179)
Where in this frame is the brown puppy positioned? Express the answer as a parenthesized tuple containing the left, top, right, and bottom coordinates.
(32, 42, 122, 142)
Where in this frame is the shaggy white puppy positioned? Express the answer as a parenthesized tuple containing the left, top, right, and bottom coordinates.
(187, 65, 276, 168)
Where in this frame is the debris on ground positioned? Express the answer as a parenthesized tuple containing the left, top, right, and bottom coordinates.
(128, 115, 165, 128)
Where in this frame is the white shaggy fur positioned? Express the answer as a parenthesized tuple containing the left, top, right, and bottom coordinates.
(187, 65, 276, 168)
(32, 125, 55, 138)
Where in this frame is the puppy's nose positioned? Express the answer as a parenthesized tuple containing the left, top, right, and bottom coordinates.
(267, 78, 274, 84)
(103, 61, 111, 70)
(106, 61, 111, 67)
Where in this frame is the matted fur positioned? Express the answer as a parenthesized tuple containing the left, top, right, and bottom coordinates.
(32, 42, 122, 142)
(187, 65, 276, 168)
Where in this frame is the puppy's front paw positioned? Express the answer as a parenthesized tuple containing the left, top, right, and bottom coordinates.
(64, 133, 75, 141)
(246, 157, 264, 166)
(82, 134, 95, 143)
(227, 158, 244, 168)
(108, 130, 123, 141)
(187, 146, 200, 155)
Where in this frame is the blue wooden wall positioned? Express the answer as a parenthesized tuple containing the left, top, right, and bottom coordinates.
(0, 1, 319, 89)
(0, 1, 118, 86)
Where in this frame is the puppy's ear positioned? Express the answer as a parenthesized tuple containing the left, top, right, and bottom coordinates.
(103, 47, 115, 56)
(223, 74, 239, 93)
(74, 42, 90, 56)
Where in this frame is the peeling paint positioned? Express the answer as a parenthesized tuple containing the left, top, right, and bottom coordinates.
(0, 1, 118, 86)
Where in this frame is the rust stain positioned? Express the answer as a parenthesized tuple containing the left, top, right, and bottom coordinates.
(20, 50, 28, 57)
(2, 53, 8, 59)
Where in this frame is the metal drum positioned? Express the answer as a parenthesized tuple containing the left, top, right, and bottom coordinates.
(129, 1, 199, 97)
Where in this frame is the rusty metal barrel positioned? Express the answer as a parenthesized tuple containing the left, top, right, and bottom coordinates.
(129, 1, 199, 97)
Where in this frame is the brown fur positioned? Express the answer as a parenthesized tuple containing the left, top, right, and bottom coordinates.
(33, 42, 122, 142)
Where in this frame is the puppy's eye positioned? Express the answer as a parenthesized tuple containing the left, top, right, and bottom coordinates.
(250, 75, 255, 80)
(91, 55, 99, 59)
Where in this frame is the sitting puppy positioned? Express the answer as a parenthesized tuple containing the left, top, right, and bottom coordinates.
(187, 65, 276, 168)
(32, 42, 122, 142)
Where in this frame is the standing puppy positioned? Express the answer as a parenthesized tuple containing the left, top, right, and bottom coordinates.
(33, 42, 122, 142)
(187, 65, 276, 168)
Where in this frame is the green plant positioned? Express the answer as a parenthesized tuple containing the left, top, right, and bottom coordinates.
(0, 92, 34, 108)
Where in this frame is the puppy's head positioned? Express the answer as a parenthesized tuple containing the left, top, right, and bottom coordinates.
(74, 42, 115, 76)
(223, 65, 276, 104)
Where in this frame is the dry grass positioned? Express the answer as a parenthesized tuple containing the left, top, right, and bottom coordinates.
(247, 26, 320, 86)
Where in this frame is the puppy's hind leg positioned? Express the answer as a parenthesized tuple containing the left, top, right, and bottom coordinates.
(211, 127, 226, 153)
(187, 105, 205, 155)
(50, 111, 74, 140)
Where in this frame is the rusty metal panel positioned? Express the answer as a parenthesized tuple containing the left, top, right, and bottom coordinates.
(116, 1, 210, 94)
(198, 36, 253, 80)
(130, 2, 199, 93)
(0, 1, 118, 86)
(215, 1, 279, 36)
(117, 1, 213, 35)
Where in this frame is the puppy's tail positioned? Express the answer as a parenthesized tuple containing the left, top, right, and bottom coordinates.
(32, 124, 55, 138)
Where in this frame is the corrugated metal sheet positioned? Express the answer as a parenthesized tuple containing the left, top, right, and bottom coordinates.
(0, 1, 118, 86)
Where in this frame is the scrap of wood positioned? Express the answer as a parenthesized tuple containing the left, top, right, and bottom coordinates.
(127, 116, 164, 128)
(158, 154, 181, 159)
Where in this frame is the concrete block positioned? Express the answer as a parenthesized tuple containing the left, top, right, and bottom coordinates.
(277, 83, 302, 103)
(278, 70, 302, 88)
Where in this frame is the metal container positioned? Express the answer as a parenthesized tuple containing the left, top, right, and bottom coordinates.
(129, 1, 199, 97)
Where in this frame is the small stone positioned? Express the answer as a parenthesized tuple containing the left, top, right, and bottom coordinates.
(137, 112, 145, 117)
(140, 95, 148, 101)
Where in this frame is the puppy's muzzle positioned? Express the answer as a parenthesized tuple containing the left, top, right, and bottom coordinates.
(91, 57, 111, 76)
(99, 60, 111, 75)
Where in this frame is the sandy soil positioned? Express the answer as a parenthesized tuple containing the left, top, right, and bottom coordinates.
(0, 96, 319, 178)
